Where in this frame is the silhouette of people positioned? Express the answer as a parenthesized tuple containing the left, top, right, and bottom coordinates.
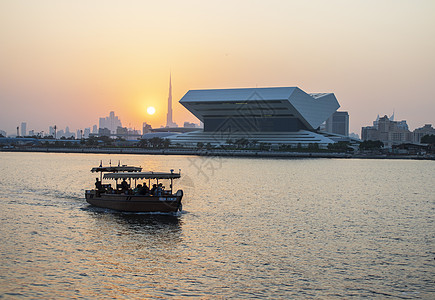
(139, 183, 150, 195)
(120, 179, 130, 193)
(150, 184, 157, 196)
(133, 184, 142, 195)
(156, 183, 163, 196)
(95, 178, 104, 195)
(106, 185, 114, 194)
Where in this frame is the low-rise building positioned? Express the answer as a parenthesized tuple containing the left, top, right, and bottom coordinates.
(183, 122, 197, 128)
(116, 126, 128, 135)
(98, 128, 111, 137)
(413, 124, 435, 143)
(142, 122, 152, 134)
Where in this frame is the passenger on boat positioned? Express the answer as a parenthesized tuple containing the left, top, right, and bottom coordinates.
(156, 183, 164, 196)
(150, 184, 157, 196)
(120, 179, 130, 193)
(133, 184, 142, 195)
(95, 178, 104, 195)
(139, 183, 149, 195)
(106, 185, 114, 194)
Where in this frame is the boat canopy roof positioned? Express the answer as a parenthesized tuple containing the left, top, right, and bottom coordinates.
(104, 171, 181, 180)
(91, 166, 142, 173)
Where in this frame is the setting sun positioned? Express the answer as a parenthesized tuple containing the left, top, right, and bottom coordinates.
(147, 106, 156, 115)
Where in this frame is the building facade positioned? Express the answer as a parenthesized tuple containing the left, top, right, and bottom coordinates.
(84, 127, 91, 138)
(323, 111, 349, 136)
(171, 87, 341, 147)
(413, 124, 435, 143)
(361, 115, 413, 147)
(142, 122, 152, 134)
(21, 122, 27, 136)
(98, 128, 111, 137)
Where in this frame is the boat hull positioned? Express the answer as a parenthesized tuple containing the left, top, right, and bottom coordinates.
(85, 190, 183, 212)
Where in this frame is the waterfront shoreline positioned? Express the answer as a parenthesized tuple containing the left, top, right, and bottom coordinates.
(1, 147, 434, 160)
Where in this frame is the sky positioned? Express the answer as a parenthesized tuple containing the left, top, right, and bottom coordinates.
(1, 0, 434, 135)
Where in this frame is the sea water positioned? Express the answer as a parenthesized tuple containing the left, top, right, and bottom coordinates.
(0, 152, 433, 298)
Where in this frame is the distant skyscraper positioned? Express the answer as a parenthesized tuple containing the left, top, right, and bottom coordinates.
(324, 111, 349, 136)
(166, 74, 177, 127)
(57, 129, 65, 138)
(99, 111, 122, 133)
(83, 127, 91, 139)
(92, 125, 98, 134)
(21, 122, 27, 136)
(49, 126, 55, 137)
(84, 127, 91, 138)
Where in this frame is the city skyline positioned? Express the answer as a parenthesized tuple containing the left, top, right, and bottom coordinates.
(1, 1, 434, 135)
(1, 92, 432, 138)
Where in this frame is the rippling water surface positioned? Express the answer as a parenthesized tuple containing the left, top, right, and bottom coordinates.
(0, 152, 433, 298)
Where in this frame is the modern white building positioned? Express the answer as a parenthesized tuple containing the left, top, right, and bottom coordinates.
(170, 87, 342, 147)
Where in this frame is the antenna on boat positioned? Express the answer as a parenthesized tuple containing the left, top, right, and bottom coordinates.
(109, 159, 112, 167)
(118, 160, 120, 167)
(99, 160, 102, 167)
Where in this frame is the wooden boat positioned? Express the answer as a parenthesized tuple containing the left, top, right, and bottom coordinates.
(85, 164, 183, 213)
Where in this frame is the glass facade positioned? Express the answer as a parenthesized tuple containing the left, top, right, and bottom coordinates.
(204, 116, 307, 132)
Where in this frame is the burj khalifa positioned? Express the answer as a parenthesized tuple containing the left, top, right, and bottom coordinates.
(166, 74, 177, 127)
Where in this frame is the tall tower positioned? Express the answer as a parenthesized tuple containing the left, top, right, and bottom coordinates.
(21, 122, 27, 136)
(166, 73, 176, 127)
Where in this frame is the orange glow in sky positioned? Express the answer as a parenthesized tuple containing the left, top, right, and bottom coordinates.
(0, 0, 434, 135)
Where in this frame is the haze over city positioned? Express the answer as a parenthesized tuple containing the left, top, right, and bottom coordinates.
(1, 0, 434, 135)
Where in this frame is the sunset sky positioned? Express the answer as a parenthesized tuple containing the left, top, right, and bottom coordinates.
(1, 0, 434, 135)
